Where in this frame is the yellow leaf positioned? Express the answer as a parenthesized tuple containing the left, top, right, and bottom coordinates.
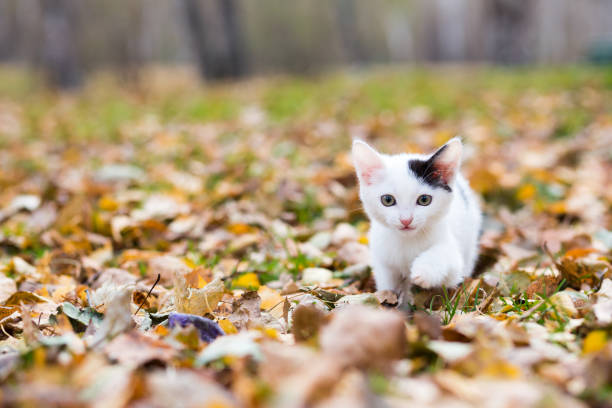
(232, 272, 260, 290)
(483, 361, 521, 379)
(218, 319, 238, 334)
(183, 267, 210, 289)
(259, 326, 278, 339)
(183, 257, 197, 269)
(154, 325, 169, 337)
(517, 183, 536, 201)
(531, 169, 556, 183)
(258, 286, 283, 311)
(583, 330, 607, 354)
(468, 168, 498, 194)
(36, 286, 50, 298)
(227, 223, 253, 235)
(547, 201, 566, 214)
(197, 275, 208, 289)
(77, 285, 89, 304)
(34, 347, 46, 367)
(174, 275, 224, 316)
(98, 195, 119, 211)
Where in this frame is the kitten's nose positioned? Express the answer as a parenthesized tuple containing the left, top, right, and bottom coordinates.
(400, 217, 413, 227)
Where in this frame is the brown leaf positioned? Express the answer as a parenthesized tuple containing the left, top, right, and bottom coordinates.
(319, 305, 406, 370)
(4, 291, 48, 306)
(105, 330, 176, 367)
(556, 257, 610, 290)
(292, 304, 326, 342)
(229, 291, 261, 330)
(413, 310, 442, 339)
(525, 275, 562, 299)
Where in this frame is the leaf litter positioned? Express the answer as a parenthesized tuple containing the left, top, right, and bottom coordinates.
(0, 67, 611, 407)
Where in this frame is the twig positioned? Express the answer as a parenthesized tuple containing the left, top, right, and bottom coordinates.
(541, 241, 560, 268)
(476, 285, 499, 314)
(519, 299, 545, 321)
(134, 273, 160, 315)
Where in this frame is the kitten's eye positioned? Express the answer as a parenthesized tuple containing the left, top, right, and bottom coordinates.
(381, 194, 396, 207)
(416, 194, 432, 206)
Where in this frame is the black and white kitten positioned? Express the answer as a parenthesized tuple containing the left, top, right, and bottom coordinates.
(352, 138, 481, 300)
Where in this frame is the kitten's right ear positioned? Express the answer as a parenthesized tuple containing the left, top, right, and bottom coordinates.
(352, 140, 384, 185)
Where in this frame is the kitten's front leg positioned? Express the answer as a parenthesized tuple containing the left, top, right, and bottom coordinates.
(371, 258, 404, 305)
(411, 243, 464, 289)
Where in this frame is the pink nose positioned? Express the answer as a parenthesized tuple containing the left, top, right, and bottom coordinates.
(400, 217, 413, 227)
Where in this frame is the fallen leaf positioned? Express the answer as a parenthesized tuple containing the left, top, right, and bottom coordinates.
(168, 312, 225, 342)
(218, 319, 238, 335)
(583, 330, 607, 354)
(89, 285, 134, 345)
(105, 330, 176, 367)
(232, 272, 260, 290)
(196, 332, 263, 366)
(0, 275, 17, 303)
(229, 291, 261, 330)
(319, 305, 406, 370)
(173, 272, 224, 316)
(258, 285, 284, 313)
(59, 302, 104, 332)
(301, 268, 333, 285)
(292, 304, 326, 342)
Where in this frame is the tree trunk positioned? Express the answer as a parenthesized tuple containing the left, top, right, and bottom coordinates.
(335, 0, 366, 63)
(41, 0, 81, 89)
(182, 0, 246, 80)
(0, 1, 15, 61)
(487, 0, 532, 64)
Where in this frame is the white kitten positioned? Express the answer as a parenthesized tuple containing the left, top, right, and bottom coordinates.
(352, 138, 481, 303)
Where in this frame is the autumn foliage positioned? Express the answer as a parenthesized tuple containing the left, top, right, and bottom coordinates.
(0, 67, 611, 407)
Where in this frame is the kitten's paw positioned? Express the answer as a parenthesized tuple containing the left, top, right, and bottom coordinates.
(411, 272, 434, 289)
(411, 260, 445, 289)
(444, 273, 464, 288)
(411, 266, 436, 289)
(376, 290, 399, 308)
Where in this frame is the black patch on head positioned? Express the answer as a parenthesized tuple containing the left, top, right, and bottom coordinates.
(408, 145, 452, 192)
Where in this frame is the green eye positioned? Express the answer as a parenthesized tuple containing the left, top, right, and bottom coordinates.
(417, 194, 432, 206)
(381, 194, 396, 207)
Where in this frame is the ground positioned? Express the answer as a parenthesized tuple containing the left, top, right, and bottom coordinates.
(0, 66, 611, 407)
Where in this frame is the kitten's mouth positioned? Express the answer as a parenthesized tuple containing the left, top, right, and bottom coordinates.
(399, 226, 415, 231)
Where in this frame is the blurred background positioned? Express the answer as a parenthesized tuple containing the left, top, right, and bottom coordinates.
(2, 0, 612, 88)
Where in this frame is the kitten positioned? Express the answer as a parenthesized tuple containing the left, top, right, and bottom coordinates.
(352, 138, 481, 303)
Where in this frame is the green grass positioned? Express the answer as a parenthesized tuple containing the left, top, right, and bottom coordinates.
(2, 65, 611, 145)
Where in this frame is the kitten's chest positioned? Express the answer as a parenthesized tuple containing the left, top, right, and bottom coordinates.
(369, 224, 435, 267)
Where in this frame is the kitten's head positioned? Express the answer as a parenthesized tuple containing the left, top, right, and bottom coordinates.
(352, 138, 462, 233)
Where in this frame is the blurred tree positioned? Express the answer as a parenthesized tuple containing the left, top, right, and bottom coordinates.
(182, 0, 246, 80)
(1, 0, 610, 80)
(0, 1, 15, 60)
(487, 0, 533, 63)
(335, 0, 366, 63)
(41, 0, 81, 88)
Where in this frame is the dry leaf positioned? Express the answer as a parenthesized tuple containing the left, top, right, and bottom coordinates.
(173, 275, 224, 316)
(319, 305, 406, 370)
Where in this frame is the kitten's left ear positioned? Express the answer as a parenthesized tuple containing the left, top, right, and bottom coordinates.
(430, 137, 463, 184)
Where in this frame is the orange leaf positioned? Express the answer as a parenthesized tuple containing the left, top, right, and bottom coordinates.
(563, 248, 597, 260)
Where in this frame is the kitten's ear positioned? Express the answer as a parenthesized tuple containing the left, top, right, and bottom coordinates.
(430, 137, 462, 184)
(352, 140, 384, 185)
